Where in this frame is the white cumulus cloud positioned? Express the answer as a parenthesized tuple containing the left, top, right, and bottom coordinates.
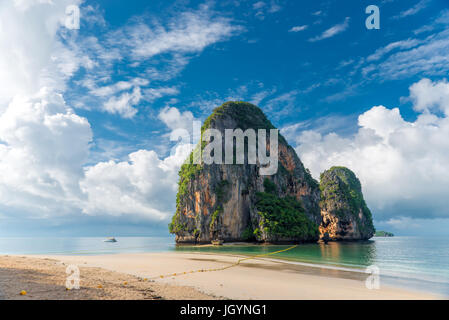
(0, 0, 83, 107)
(295, 79, 449, 221)
(102, 87, 143, 119)
(0, 1, 236, 227)
(80, 143, 193, 220)
(0, 88, 92, 216)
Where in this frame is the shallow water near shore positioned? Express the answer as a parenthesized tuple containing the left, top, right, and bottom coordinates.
(1, 235, 448, 297)
(176, 236, 449, 296)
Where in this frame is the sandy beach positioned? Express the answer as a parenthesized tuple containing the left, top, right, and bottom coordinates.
(0, 251, 444, 300)
(0, 255, 217, 300)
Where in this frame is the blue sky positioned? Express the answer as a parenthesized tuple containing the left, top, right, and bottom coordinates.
(1, 0, 449, 236)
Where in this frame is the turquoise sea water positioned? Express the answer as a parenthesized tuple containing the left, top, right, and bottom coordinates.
(1, 236, 448, 296)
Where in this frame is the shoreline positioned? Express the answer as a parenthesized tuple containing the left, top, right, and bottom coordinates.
(1, 252, 444, 300)
(172, 244, 449, 295)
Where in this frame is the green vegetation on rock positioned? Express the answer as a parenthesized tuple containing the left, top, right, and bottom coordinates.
(320, 166, 375, 237)
(242, 225, 255, 241)
(255, 192, 319, 241)
(201, 101, 287, 144)
(255, 179, 318, 241)
(263, 178, 277, 194)
(203, 101, 272, 130)
(214, 180, 230, 202)
(178, 163, 202, 197)
(375, 230, 394, 237)
(168, 212, 187, 234)
(209, 180, 230, 233)
(209, 208, 221, 230)
(304, 168, 319, 189)
(169, 163, 201, 234)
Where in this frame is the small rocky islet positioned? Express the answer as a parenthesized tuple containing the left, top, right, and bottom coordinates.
(169, 101, 375, 244)
(374, 231, 394, 237)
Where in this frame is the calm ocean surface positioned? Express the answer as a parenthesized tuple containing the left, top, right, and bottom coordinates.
(1, 236, 448, 296)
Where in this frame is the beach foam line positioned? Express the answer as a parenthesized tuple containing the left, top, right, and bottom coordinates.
(260, 257, 369, 273)
(256, 256, 449, 287)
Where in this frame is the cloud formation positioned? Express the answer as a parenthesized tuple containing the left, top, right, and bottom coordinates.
(70, 4, 242, 118)
(289, 25, 308, 32)
(80, 144, 193, 220)
(0, 89, 92, 216)
(252, 1, 282, 20)
(0, 87, 194, 221)
(117, 7, 241, 60)
(392, 0, 430, 19)
(0, 0, 84, 107)
(362, 29, 449, 80)
(0, 2, 231, 224)
(309, 17, 349, 42)
(295, 79, 449, 222)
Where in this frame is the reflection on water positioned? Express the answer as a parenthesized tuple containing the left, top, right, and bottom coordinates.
(319, 241, 377, 267)
(175, 240, 377, 269)
(176, 238, 449, 296)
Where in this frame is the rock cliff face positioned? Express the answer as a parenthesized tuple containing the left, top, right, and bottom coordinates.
(319, 167, 375, 240)
(169, 102, 374, 243)
(169, 102, 321, 243)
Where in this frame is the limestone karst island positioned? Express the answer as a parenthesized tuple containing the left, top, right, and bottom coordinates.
(169, 102, 375, 244)
(2, 0, 448, 304)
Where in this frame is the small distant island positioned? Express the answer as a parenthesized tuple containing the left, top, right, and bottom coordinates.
(374, 231, 394, 237)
